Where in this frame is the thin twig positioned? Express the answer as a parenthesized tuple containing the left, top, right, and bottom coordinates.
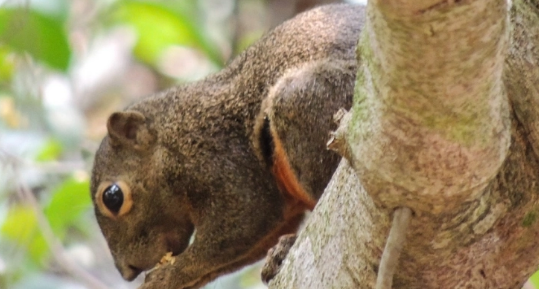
(2, 152, 109, 289)
(375, 207, 412, 289)
(31, 161, 86, 173)
(0, 149, 85, 173)
(230, 0, 241, 57)
(15, 174, 109, 289)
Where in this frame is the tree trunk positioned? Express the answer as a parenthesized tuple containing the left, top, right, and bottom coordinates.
(268, 0, 539, 288)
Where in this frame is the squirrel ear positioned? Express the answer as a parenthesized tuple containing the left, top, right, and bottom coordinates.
(107, 111, 155, 149)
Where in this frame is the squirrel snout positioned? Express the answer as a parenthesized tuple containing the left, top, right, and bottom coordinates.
(116, 261, 144, 281)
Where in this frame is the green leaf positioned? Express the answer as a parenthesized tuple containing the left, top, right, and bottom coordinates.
(0, 177, 91, 265)
(44, 177, 91, 236)
(0, 46, 15, 82)
(530, 270, 539, 288)
(0, 8, 71, 71)
(1, 205, 38, 242)
(111, 1, 222, 65)
(27, 234, 48, 263)
(35, 138, 63, 162)
(1, 205, 48, 262)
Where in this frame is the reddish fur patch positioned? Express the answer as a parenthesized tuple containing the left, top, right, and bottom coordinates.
(271, 130, 316, 212)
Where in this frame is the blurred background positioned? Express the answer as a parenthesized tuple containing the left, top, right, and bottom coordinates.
(0, 0, 534, 289)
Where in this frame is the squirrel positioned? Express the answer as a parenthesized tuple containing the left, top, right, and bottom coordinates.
(90, 4, 365, 289)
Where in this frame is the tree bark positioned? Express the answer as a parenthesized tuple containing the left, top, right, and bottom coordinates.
(269, 0, 539, 288)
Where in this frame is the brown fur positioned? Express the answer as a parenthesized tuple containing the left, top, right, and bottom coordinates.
(90, 4, 365, 289)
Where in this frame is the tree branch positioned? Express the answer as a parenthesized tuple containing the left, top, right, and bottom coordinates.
(375, 207, 412, 289)
(266, 1, 539, 288)
(351, 0, 510, 213)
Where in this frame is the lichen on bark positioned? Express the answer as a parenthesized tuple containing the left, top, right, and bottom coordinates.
(269, 0, 539, 288)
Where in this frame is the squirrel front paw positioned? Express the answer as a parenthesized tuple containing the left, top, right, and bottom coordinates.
(138, 265, 177, 289)
(261, 234, 297, 284)
(138, 254, 185, 289)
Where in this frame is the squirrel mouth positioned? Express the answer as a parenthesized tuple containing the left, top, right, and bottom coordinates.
(144, 251, 178, 275)
(122, 250, 181, 281)
(124, 231, 191, 280)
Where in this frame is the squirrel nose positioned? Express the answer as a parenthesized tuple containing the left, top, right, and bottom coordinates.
(118, 263, 143, 281)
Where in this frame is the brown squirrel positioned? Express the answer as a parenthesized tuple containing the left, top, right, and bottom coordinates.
(90, 4, 365, 289)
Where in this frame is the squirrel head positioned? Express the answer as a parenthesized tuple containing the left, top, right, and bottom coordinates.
(90, 110, 194, 281)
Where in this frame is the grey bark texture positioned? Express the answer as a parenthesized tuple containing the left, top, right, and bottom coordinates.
(269, 0, 539, 288)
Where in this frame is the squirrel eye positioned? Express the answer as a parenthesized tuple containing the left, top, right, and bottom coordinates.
(102, 184, 124, 214)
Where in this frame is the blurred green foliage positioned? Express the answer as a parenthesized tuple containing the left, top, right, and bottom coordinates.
(2, 173, 91, 267)
(0, 0, 265, 288)
(531, 273, 539, 288)
(0, 8, 71, 71)
(44, 177, 92, 238)
(110, 1, 222, 65)
(2, 205, 46, 262)
(0, 45, 15, 82)
(35, 139, 63, 162)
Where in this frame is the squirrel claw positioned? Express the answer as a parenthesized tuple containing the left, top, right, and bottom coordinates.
(261, 234, 298, 284)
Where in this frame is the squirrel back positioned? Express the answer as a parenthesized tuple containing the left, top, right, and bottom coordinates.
(90, 4, 364, 288)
